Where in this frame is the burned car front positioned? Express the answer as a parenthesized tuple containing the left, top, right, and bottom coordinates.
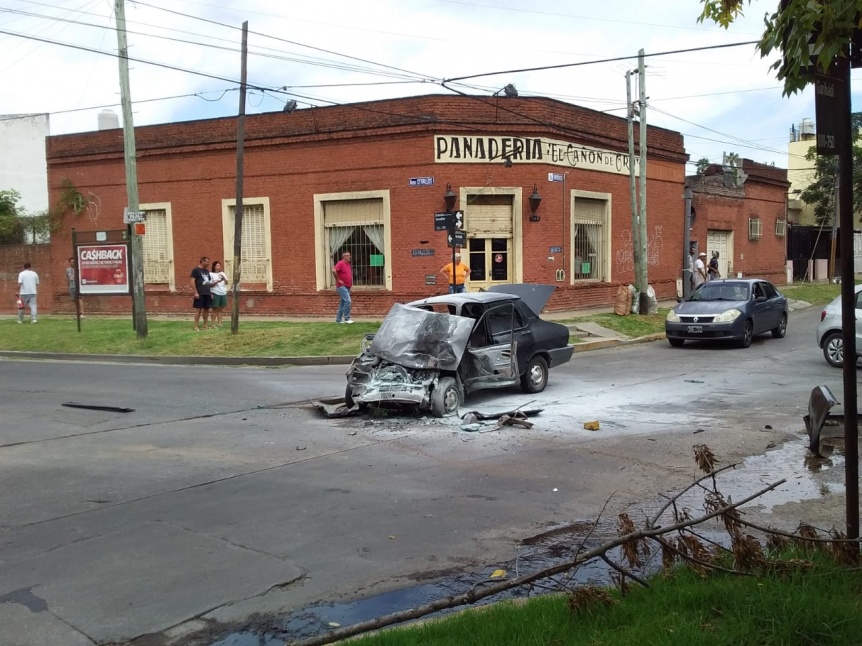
(345, 304, 472, 417)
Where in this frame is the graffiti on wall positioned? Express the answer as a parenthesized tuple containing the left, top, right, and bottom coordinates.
(615, 226, 664, 272)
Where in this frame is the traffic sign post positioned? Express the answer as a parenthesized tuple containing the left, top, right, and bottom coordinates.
(814, 69, 845, 156)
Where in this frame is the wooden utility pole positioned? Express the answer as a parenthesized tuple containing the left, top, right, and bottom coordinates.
(230, 21, 248, 335)
(115, 0, 147, 338)
(636, 49, 649, 314)
(625, 69, 641, 290)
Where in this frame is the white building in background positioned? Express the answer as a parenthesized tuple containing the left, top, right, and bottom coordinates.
(0, 113, 50, 242)
(787, 118, 819, 225)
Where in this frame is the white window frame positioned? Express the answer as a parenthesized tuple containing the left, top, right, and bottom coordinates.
(139, 202, 175, 290)
(459, 186, 524, 284)
(774, 219, 787, 237)
(748, 217, 762, 241)
(221, 197, 273, 291)
(570, 190, 612, 284)
(314, 190, 392, 291)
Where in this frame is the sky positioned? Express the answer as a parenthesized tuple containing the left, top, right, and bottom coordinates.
(2, 0, 861, 173)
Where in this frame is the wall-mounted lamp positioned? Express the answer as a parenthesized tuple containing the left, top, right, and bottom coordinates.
(528, 184, 542, 222)
(282, 100, 297, 113)
(443, 183, 457, 211)
(502, 157, 513, 168)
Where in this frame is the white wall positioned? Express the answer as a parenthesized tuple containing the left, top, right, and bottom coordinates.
(0, 113, 49, 214)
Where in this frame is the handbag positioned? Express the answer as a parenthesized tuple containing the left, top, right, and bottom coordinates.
(16, 297, 24, 310)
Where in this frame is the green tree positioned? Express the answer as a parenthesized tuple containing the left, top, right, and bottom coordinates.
(0, 190, 25, 245)
(798, 113, 862, 225)
(695, 157, 710, 175)
(699, 0, 862, 95)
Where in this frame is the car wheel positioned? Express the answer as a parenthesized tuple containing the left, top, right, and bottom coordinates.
(345, 383, 355, 408)
(771, 314, 787, 338)
(668, 337, 685, 348)
(738, 320, 754, 348)
(823, 332, 843, 368)
(520, 355, 549, 394)
(430, 376, 461, 417)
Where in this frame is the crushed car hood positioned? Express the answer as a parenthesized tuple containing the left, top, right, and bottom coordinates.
(368, 303, 474, 371)
(487, 284, 555, 315)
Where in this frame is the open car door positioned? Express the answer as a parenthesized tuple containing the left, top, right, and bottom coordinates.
(461, 303, 519, 390)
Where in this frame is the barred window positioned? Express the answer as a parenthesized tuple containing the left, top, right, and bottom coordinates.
(748, 217, 762, 240)
(141, 209, 171, 283)
(571, 197, 608, 282)
(324, 199, 385, 287)
(774, 219, 786, 237)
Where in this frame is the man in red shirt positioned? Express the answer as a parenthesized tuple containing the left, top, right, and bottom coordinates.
(332, 251, 354, 324)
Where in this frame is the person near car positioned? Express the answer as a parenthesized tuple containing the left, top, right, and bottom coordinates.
(707, 251, 721, 281)
(688, 245, 697, 291)
(439, 252, 471, 294)
(66, 256, 84, 318)
(17, 262, 39, 324)
(332, 251, 354, 324)
(693, 252, 708, 288)
(190, 256, 213, 331)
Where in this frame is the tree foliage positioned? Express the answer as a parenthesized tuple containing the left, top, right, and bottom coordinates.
(699, 0, 862, 95)
(0, 190, 26, 245)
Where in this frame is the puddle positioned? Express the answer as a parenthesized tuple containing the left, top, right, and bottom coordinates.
(209, 438, 842, 645)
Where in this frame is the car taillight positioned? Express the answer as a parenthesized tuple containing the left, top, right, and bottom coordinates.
(821, 310, 827, 321)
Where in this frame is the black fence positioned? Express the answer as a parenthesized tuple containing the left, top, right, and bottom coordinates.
(787, 224, 837, 280)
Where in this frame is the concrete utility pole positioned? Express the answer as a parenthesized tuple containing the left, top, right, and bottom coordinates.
(230, 21, 248, 335)
(626, 70, 641, 291)
(636, 49, 649, 314)
(115, 0, 147, 338)
(683, 187, 692, 300)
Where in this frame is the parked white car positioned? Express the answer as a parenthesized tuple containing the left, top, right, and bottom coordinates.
(815, 284, 862, 367)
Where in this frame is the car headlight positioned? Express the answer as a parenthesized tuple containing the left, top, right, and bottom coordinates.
(666, 311, 681, 323)
(713, 309, 742, 323)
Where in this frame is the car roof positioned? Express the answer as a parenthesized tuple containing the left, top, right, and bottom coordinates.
(702, 278, 773, 286)
(408, 292, 518, 307)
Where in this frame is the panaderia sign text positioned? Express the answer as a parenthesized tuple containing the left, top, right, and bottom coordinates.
(434, 135, 639, 175)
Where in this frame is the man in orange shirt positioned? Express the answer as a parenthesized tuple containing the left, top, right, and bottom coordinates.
(439, 252, 471, 294)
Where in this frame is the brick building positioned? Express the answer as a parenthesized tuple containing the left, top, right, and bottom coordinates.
(45, 94, 690, 316)
(687, 159, 790, 285)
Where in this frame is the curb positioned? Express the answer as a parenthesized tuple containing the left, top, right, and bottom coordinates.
(0, 351, 354, 367)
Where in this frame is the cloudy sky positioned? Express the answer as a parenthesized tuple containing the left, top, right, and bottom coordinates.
(2, 0, 860, 172)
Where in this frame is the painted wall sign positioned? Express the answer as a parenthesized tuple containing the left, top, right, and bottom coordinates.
(434, 134, 639, 176)
(549, 246, 562, 253)
(77, 244, 130, 295)
(425, 274, 437, 285)
(412, 249, 436, 257)
(409, 177, 435, 187)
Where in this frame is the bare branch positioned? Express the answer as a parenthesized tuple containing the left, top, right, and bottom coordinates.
(652, 535, 750, 577)
(648, 463, 737, 528)
(600, 554, 650, 588)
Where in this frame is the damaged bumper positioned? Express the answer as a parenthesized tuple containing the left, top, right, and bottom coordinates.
(346, 355, 438, 407)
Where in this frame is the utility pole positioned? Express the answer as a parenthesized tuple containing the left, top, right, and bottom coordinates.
(626, 70, 641, 294)
(636, 49, 649, 314)
(230, 21, 248, 335)
(683, 187, 692, 300)
(830, 175, 838, 279)
(115, 0, 147, 338)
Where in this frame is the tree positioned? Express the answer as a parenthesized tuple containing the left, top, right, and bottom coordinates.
(798, 113, 862, 225)
(695, 157, 710, 175)
(699, 0, 862, 95)
(0, 190, 25, 245)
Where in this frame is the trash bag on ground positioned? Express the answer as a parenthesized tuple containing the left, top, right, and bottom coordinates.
(629, 284, 639, 314)
(646, 285, 658, 314)
(614, 285, 630, 316)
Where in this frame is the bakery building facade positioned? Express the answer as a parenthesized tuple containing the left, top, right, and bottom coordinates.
(45, 95, 690, 316)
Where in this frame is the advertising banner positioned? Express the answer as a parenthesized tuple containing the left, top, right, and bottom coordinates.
(78, 244, 130, 295)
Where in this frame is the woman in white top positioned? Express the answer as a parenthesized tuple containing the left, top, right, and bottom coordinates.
(209, 261, 229, 327)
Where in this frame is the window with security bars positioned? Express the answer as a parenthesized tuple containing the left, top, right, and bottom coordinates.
(141, 209, 172, 283)
(748, 217, 762, 240)
(227, 204, 269, 283)
(324, 199, 385, 287)
(774, 219, 786, 237)
(572, 197, 607, 282)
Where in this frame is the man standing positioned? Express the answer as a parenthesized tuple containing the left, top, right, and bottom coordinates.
(439, 252, 471, 294)
(66, 257, 84, 318)
(707, 251, 721, 281)
(693, 251, 708, 289)
(332, 251, 353, 324)
(190, 256, 213, 331)
(17, 262, 39, 324)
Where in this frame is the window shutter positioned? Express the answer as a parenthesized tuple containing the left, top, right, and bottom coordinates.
(465, 204, 513, 236)
(142, 210, 171, 283)
(240, 204, 268, 282)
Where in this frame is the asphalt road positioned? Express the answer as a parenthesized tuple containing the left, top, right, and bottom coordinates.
(0, 306, 850, 645)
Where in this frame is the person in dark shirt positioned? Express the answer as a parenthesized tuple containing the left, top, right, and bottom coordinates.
(190, 256, 213, 331)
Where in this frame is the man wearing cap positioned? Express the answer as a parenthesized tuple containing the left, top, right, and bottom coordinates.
(693, 251, 708, 288)
(439, 252, 471, 294)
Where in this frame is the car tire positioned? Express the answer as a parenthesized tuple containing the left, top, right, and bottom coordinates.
(738, 320, 754, 348)
(668, 337, 685, 347)
(430, 376, 461, 417)
(771, 314, 787, 338)
(520, 355, 549, 394)
(823, 332, 843, 368)
(345, 383, 355, 408)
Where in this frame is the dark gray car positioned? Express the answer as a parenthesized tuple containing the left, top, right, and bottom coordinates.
(665, 278, 788, 348)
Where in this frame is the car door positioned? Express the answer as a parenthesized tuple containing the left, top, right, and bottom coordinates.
(462, 303, 518, 390)
(751, 281, 773, 332)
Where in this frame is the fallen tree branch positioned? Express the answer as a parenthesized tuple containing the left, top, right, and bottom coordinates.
(648, 464, 737, 528)
(290, 477, 785, 646)
(731, 516, 862, 544)
(600, 554, 650, 588)
(651, 535, 752, 577)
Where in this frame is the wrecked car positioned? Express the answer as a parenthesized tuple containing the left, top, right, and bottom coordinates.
(345, 285, 574, 417)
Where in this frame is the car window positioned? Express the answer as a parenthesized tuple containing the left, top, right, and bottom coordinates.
(487, 307, 514, 336)
(754, 283, 766, 299)
(690, 282, 748, 301)
(855, 291, 862, 309)
(762, 283, 777, 299)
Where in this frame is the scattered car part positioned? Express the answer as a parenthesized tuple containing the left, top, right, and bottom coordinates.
(62, 402, 135, 413)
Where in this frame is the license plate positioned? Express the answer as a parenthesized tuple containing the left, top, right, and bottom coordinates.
(687, 325, 703, 333)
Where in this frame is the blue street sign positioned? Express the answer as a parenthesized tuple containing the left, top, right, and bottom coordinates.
(409, 177, 435, 187)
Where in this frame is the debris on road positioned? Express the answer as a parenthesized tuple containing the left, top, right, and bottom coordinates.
(583, 420, 600, 431)
(312, 397, 359, 418)
(496, 413, 534, 429)
(62, 402, 135, 413)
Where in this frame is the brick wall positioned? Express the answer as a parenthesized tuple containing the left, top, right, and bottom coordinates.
(0, 244, 57, 315)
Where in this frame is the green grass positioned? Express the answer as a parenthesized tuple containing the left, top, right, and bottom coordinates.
(572, 310, 670, 338)
(351, 554, 862, 645)
(781, 281, 843, 306)
(0, 318, 379, 357)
